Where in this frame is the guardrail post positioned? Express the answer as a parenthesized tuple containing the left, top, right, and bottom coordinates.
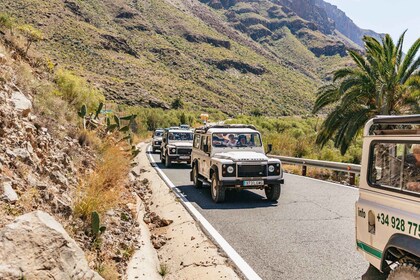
(349, 173, 356, 186)
(302, 165, 307, 176)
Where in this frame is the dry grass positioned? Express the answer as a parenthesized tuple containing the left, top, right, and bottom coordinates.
(98, 259, 120, 280)
(78, 129, 102, 150)
(73, 141, 131, 219)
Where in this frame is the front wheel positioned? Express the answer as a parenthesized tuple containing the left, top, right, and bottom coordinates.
(265, 184, 281, 201)
(388, 263, 420, 280)
(211, 173, 225, 203)
(164, 153, 172, 168)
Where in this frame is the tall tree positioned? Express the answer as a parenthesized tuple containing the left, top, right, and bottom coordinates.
(313, 31, 420, 154)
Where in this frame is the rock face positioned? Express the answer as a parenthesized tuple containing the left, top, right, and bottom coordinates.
(0, 211, 103, 280)
(314, 0, 384, 47)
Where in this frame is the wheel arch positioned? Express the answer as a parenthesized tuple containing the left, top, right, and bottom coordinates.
(382, 233, 420, 271)
(210, 165, 218, 179)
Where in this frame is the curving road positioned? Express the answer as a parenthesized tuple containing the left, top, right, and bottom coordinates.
(148, 150, 385, 280)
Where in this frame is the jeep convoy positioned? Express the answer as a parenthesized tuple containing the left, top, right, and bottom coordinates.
(190, 124, 284, 202)
(356, 115, 420, 278)
(159, 128, 194, 167)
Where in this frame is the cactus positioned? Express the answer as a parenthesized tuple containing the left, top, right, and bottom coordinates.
(94, 102, 103, 119)
(91, 211, 106, 237)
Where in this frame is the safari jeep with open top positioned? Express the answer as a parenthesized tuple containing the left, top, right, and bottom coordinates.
(160, 128, 193, 167)
(356, 115, 420, 279)
(190, 124, 284, 203)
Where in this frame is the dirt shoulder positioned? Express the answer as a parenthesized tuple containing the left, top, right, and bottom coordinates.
(127, 142, 240, 280)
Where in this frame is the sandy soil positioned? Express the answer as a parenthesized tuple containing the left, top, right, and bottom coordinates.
(127, 143, 241, 280)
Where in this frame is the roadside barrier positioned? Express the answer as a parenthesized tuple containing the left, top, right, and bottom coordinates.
(270, 155, 361, 186)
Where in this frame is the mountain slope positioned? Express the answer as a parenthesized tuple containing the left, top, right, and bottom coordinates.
(1, 0, 379, 116)
(314, 0, 384, 47)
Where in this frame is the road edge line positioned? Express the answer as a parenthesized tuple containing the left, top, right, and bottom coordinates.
(146, 145, 262, 280)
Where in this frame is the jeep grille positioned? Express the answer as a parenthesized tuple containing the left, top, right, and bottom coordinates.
(238, 165, 267, 177)
(177, 148, 191, 155)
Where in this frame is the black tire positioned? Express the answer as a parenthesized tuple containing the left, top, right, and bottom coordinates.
(388, 263, 420, 280)
(193, 164, 203, 189)
(265, 184, 281, 201)
(164, 153, 172, 168)
(211, 172, 225, 203)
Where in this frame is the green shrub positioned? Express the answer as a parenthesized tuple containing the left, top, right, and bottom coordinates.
(54, 69, 105, 112)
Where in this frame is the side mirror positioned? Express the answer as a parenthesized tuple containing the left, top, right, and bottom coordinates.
(267, 144, 273, 154)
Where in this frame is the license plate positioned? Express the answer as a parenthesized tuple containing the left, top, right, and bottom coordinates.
(243, 180, 264, 186)
(179, 156, 190, 160)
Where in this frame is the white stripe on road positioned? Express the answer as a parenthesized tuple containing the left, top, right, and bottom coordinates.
(146, 145, 262, 280)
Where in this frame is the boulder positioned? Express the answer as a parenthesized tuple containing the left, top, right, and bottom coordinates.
(1, 179, 18, 203)
(11, 91, 32, 117)
(0, 211, 103, 280)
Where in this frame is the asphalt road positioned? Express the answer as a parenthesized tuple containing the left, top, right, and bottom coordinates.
(148, 151, 386, 280)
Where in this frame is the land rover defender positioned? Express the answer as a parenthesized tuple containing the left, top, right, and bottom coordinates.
(160, 128, 193, 167)
(152, 128, 164, 153)
(190, 124, 284, 203)
(356, 115, 420, 279)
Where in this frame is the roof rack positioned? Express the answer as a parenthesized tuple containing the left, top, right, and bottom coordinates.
(364, 115, 420, 136)
(194, 124, 257, 134)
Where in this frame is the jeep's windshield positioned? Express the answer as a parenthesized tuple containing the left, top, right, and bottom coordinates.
(168, 132, 193, 141)
(212, 133, 262, 148)
(154, 131, 163, 137)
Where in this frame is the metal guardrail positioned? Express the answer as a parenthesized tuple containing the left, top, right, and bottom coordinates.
(270, 155, 361, 185)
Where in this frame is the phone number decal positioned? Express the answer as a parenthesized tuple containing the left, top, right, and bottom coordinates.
(377, 213, 420, 237)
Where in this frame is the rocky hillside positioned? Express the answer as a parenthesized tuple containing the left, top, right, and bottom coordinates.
(313, 0, 384, 47)
(0, 44, 141, 279)
(1, 0, 379, 116)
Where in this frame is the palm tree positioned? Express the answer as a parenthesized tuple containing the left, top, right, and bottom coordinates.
(313, 31, 420, 155)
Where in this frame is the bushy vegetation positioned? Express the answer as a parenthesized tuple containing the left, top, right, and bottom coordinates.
(74, 140, 131, 219)
(54, 69, 105, 112)
(225, 115, 362, 163)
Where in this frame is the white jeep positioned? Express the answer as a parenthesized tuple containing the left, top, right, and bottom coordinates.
(356, 115, 420, 279)
(152, 128, 164, 153)
(190, 124, 284, 203)
(160, 129, 193, 167)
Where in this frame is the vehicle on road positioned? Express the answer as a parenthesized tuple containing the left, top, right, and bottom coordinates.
(356, 115, 420, 279)
(152, 128, 164, 153)
(190, 124, 284, 203)
(160, 128, 193, 167)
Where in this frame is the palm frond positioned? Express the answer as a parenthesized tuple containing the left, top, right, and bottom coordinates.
(312, 84, 340, 114)
(398, 37, 420, 83)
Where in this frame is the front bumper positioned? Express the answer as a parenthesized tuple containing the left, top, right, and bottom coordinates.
(220, 178, 284, 187)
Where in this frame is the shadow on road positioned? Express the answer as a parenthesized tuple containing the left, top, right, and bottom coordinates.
(361, 264, 387, 280)
(176, 184, 278, 210)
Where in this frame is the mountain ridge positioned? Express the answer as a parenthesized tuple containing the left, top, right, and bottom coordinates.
(1, 0, 381, 116)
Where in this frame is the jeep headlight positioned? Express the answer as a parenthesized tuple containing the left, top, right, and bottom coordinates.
(171, 148, 176, 153)
(268, 163, 281, 176)
(222, 164, 236, 177)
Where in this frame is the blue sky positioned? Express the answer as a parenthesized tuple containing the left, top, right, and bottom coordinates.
(324, 0, 419, 52)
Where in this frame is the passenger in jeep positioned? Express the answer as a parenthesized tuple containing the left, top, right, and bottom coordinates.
(226, 134, 237, 147)
(405, 144, 420, 192)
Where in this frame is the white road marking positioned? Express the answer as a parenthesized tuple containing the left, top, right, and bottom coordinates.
(146, 145, 262, 280)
